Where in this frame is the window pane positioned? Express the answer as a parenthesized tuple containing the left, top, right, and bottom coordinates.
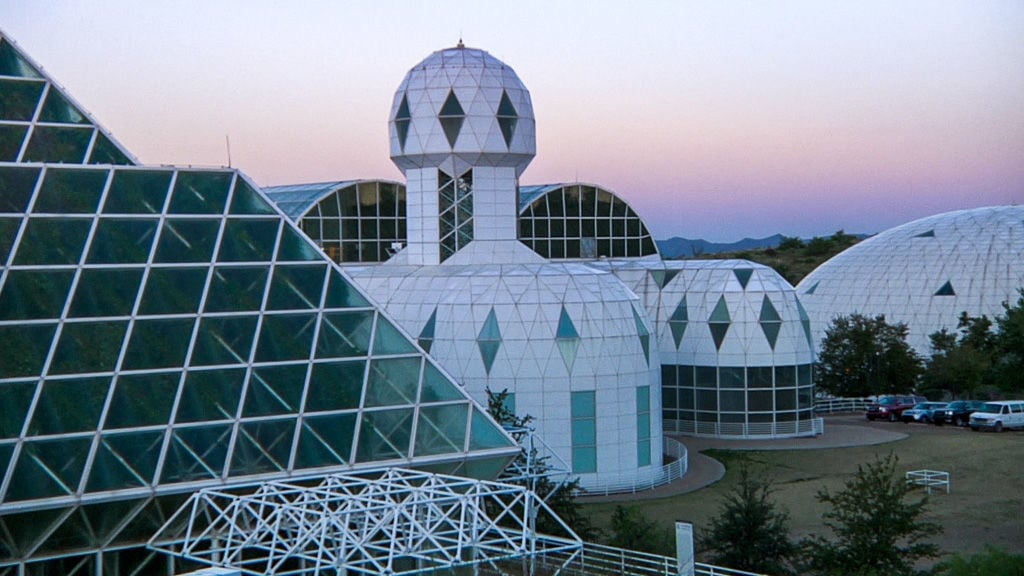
(69, 268, 143, 318)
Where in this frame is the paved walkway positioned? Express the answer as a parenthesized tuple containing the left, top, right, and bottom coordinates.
(581, 414, 907, 502)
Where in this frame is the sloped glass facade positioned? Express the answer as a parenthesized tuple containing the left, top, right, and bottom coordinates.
(0, 34, 517, 575)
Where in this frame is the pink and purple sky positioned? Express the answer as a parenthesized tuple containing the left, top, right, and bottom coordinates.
(3, 1, 1022, 241)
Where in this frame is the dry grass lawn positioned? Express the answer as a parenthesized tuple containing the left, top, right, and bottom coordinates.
(582, 413, 1024, 566)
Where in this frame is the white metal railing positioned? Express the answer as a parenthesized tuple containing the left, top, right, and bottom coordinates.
(524, 541, 766, 576)
(664, 418, 823, 439)
(581, 436, 688, 496)
(813, 397, 873, 413)
(906, 469, 950, 495)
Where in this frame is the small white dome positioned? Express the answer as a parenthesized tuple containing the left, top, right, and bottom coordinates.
(389, 44, 536, 177)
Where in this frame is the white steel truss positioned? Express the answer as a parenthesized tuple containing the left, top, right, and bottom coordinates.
(148, 468, 582, 575)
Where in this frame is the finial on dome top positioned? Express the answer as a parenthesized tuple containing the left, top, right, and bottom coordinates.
(456, 37, 465, 49)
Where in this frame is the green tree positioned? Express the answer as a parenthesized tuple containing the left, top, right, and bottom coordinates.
(934, 545, 1024, 576)
(922, 313, 996, 399)
(608, 505, 672, 555)
(777, 236, 805, 250)
(801, 453, 942, 576)
(992, 289, 1024, 394)
(485, 388, 597, 540)
(700, 464, 796, 575)
(816, 314, 922, 397)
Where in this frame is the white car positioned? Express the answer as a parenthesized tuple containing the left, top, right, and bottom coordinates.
(969, 400, 1024, 432)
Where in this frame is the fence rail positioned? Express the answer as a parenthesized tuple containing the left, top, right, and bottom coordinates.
(581, 436, 688, 497)
(664, 417, 823, 439)
(523, 542, 766, 576)
(813, 397, 873, 413)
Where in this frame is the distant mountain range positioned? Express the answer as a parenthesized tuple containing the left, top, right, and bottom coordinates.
(656, 234, 788, 259)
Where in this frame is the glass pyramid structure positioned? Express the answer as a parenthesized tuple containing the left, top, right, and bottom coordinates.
(0, 32, 517, 575)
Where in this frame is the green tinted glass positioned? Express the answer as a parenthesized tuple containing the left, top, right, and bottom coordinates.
(0, 124, 27, 161)
(217, 218, 279, 262)
(191, 316, 258, 366)
(0, 382, 34, 438)
(316, 311, 373, 358)
(323, 272, 370, 308)
(204, 266, 267, 312)
(168, 171, 231, 214)
(230, 418, 295, 475)
(105, 372, 179, 429)
(467, 408, 514, 450)
(355, 408, 413, 462)
(0, 323, 56, 378)
(68, 268, 143, 318)
(23, 126, 92, 163)
(0, 269, 73, 320)
(86, 218, 157, 263)
(266, 264, 326, 310)
(295, 413, 357, 468)
(14, 217, 91, 264)
(0, 38, 42, 77)
(0, 79, 44, 120)
(138, 267, 207, 315)
(86, 431, 164, 491)
(0, 217, 17, 262)
(88, 132, 133, 165)
(244, 364, 307, 417)
(364, 357, 421, 407)
(306, 361, 365, 412)
(419, 363, 464, 403)
(49, 321, 126, 374)
(38, 88, 88, 124)
(276, 225, 320, 261)
(228, 179, 275, 215)
(0, 167, 40, 213)
(33, 168, 107, 214)
(6, 437, 92, 501)
(122, 318, 195, 370)
(28, 377, 110, 435)
(161, 425, 231, 483)
(414, 403, 468, 457)
(103, 170, 172, 214)
(174, 369, 244, 423)
(154, 219, 219, 263)
(255, 313, 316, 362)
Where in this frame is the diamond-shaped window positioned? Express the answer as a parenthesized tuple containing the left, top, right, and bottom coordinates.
(438, 90, 465, 148)
(556, 306, 580, 373)
(394, 93, 411, 151)
(669, 296, 688, 349)
(733, 268, 753, 289)
(631, 305, 650, 364)
(758, 295, 782, 350)
(476, 307, 502, 375)
(708, 295, 731, 351)
(496, 90, 518, 148)
(418, 308, 437, 353)
(650, 268, 681, 289)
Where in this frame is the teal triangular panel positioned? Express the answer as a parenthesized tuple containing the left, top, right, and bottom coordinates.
(733, 268, 753, 289)
(935, 281, 955, 296)
(418, 307, 438, 353)
(374, 316, 418, 355)
(709, 323, 729, 350)
(669, 296, 689, 349)
(709, 295, 731, 323)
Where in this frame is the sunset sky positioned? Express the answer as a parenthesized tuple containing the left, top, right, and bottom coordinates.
(3, 1, 1022, 241)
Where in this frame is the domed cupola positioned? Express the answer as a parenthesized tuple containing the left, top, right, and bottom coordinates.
(389, 42, 536, 177)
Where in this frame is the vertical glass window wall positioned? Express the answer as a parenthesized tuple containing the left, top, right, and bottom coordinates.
(570, 391, 597, 473)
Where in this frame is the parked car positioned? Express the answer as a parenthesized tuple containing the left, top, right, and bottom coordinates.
(900, 402, 948, 424)
(969, 400, 1024, 432)
(933, 400, 987, 426)
(866, 395, 928, 422)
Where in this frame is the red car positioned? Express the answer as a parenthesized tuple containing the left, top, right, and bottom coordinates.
(865, 395, 927, 422)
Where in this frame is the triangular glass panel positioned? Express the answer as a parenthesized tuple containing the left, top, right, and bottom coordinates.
(708, 296, 732, 350)
(468, 408, 517, 451)
(497, 90, 518, 147)
(557, 339, 580, 373)
(439, 89, 465, 116)
(228, 178, 275, 214)
(477, 308, 502, 374)
(796, 298, 814, 349)
(295, 413, 357, 468)
(395, 93, 411, 150)
(935, 280, 955, 296)
(733, 268, 753, 289)
(418, 308, 438, 353)
(88, 131, 134, 165)
(276, 225, 321, 261)
(709, 295, 731, 323)
(759, 294, 782, 349)
(556, 306, 580, 339)
(85, 431, 163, 491)
(230, 419, 295, 476)
(669, 296, 689, 349)
(0, 39, 43, 78)
(324, 272, 371, 308)
(373, 316, 418, 355)
(39, 86, 88, 124)
(414, 403, 469, 457)
(914, 229, 935, 238)
(556, 306, 581, 373)
(709, 323, 730, 350)
(420, 363, 466, 402)
(632, 305, 650, 364)
(804, 281, 819, 295)
(439, 90, 465, 147)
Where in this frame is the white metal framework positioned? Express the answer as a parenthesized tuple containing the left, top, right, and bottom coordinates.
(148, 468, 582, 575)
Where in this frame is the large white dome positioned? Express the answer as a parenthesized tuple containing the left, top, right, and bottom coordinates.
(389, 44, 536, 176)
(796, 205, 1024, 355)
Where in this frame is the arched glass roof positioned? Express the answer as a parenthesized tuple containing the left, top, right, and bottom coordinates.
(518, 183, 659, 259)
